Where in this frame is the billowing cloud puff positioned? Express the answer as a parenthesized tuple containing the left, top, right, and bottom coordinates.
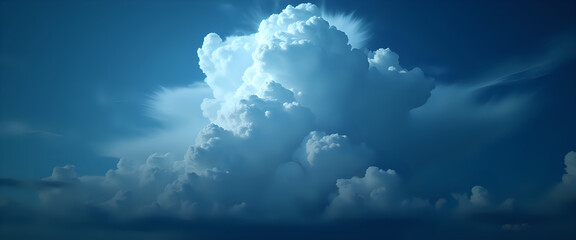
(562, 151, 576, 185)
(454, 185, 490, 208)
(198, 3, 433, 139)
(556, 151, 576, 207)
(326, 166, 403, 218)
(544, 151, 576, 214)
(295, 131, 373, 181)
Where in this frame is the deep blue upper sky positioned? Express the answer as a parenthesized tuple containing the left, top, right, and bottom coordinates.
(1, 0, 574, 178)
(1, 1, 575, 239)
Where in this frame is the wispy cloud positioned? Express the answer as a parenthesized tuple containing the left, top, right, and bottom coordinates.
(0, 121, 62, 137)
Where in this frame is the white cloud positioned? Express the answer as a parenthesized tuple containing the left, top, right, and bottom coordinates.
(326, 166, 402, 218)
(43, 165, 78, 183)
(295, 131, 373, 179)
(469, 185, 490, 206)
(30, 3, 540, 225)
(451, 185, 517, 214)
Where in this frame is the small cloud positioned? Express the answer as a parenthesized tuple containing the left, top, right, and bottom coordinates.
(562, 151, 576, 185)
(542, 150, 576, 213)
(0, 177, 68, 190)
(502, 223, 528, 231)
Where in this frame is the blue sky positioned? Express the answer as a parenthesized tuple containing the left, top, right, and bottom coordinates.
(1, 0, 575, 239)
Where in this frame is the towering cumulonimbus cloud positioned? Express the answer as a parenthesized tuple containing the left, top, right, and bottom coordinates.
(35, 3, 548, 224)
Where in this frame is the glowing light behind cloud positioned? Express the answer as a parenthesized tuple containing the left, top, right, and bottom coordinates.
(321, 10, 371, 49)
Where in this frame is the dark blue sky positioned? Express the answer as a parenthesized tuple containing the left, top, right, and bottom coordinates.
(1, 0, 574, 177)
(1, 1, 575, 239)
